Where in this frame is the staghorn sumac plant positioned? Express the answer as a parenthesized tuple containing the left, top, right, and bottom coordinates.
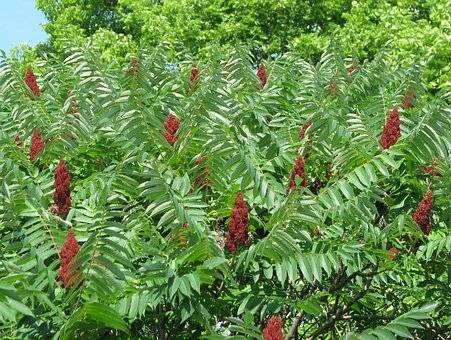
(0, 46, 449, 340)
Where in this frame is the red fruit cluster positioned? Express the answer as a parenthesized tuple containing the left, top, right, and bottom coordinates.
(312, 226, 322, 237)
(68, 91, 79, 115)
(299, 121, 312, 140)
(29, 129, 45, 161)
(257, 63, 267, 88)
(402, 89, 415, 109)
(288, 156, 307, 192)
(59, 228, 80, 288)
(163, 113, 180, 145)
(24, 67, 41, 97)
(128, 56, 139, 76)
(329, 79, 338, 96)
(177, 223, 189, 247)
(388, 246, 400, 260)
(53, 160, 72, 216)
(189, 65, 199, 86)
(15, 134, 23, 148)
(263, 316, 284, 340)
(311, 179, 326, 194)
(421, 165, 438, 177)
(194, 156, 210, 187)
(379, 107, 401, 150)
(412, 190, 433, 235)
(326, 162, 333, 179)
(421, 158, 439, 176)
(347, 59, 358, 75)
(225, 193, 249, 252)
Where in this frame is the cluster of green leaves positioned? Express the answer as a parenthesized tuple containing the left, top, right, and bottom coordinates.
(0, 46, 450, 339)
(34, 0, 451, 91)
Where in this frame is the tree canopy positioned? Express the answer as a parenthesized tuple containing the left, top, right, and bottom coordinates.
(35, 0, 450, 91)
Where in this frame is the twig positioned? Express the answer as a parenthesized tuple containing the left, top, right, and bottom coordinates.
(286, 311, 305, 340)
(306, 264, 378, 339)
(285, 284, 315, 339)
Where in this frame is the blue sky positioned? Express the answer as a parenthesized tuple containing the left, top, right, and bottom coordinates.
(0, 0, 47, 52)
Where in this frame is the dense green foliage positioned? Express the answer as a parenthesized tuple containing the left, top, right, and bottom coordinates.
(35, 0, 451, 91)
(0, 46, 450, 338)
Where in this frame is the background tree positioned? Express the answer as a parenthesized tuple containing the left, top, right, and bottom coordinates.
(35, 0, 450, 91)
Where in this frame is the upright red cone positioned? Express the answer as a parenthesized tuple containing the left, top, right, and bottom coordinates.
(68, 91, 79, 115)
(225, 193, 249, 252)
(257, 63, 267, 88)
(194, 156, 210, 187)
(15, 134, 23, 148)
(59, 228, 80, 288)
(402, 88, 415, 109)
(347, 59, 358, 75)
(329, 79, 338, 96)
(288, 156, 307, 192)
(388, 247, 400, 260)
(128, 56, 140, 77)
(24, 67, 41, 97)
(412, 190, 433, 235)
(421, 158, 440, 176)
(379, 107, 401, 150)
(299, 121, 312, 140)
(29, 129, 45, 161)
(189, 65, 199, 87)
(263, 316, 284, 340)
(53, 160, 72, 216)
(163, 112, 180, 145)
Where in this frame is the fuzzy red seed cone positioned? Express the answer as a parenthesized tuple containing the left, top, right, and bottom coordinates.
(421, 165, 438, 176)
(163, 113, 180, 145)
(402, 89, 415, 109)
(225, 193, 249, 252)
(347, 60, 358, 75)
(257, 63, 267, 88)
(312, 226, 322, 237)
(24, 67, 41, 97)
(59, 228, 80, 288)
(326, 162, 333, 180)
(412, 190, 433, 235)
(421, 158, 440, 177)
(379, 107, 401, 150)
(263, 316, 284, 340)
(176, 223, 189, 247)
(388, 247, 400, 260)
(194, 156, 211, 187)
(329, 79, 338, 96)
(15, 134, 23, 148)
(299, 121, 312, 140)
(189, 65, 200, 86)
(288, 156, 308, 192)
(53, 160, 72, 216)
(128, 56, 140, 77)
(67, 91, 79, 115)
(29, 129, 45, 161)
